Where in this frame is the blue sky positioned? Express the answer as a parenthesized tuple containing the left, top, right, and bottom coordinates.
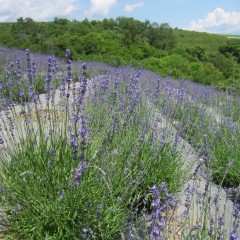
(0, 0, 240, 33)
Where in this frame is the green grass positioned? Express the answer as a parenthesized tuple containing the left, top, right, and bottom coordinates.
(174, 29, 228, 53)
(209, 122, 240, 187)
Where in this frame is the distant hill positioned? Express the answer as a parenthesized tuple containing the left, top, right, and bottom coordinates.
(174, 29, 228, 52)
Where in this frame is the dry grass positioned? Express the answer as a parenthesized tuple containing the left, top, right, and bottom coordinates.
(17, 108, 65, 122)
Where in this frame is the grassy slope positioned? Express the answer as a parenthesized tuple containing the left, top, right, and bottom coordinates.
(174, 29, 229, 53)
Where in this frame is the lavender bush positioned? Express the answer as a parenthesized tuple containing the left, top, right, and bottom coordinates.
(0, 47, 239, 239)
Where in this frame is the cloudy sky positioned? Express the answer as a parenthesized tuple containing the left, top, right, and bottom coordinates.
(0, 0, 240, 34)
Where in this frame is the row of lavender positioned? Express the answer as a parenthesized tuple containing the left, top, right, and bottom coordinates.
(0, 47, 239, 239)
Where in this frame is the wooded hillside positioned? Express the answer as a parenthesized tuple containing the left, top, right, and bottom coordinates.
(0, 17, 239, 92)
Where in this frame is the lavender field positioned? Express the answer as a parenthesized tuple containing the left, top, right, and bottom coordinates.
(0, 47, 239, 239)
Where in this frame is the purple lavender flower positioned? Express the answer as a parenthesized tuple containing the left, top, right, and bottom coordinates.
(156, 78, 160, 93)
(82, 228, 88, 239)
(70, 133, 78, 147)
(218, 216, 224, 227)
(65, 49, 71, 64)
(24, 118, 31, 124)
(28, 91, 34, 99)
(18, 90, 25, 97)
(82, 62, 87, 71)
(208, 217, 214, 237)
(80, 125, 88, 139)
(151, 185, 159, 198)
(15, 57, 22, 79)
(59, 191, 65, 200)
(25, 49, 33, 83)
(150, 185, 165, 240)
(182, 185, 194, 218)
(0, 136, 4, 144)
(232, 201, 240, 235)
(65, 49, 72, 82)
(0, 76, 3, 89)
(45, 93, 51, 100)
(191, 232, 197, 239)
(71, 118, 88, 185)
(230, 232, 239, 240)
(70, 133, 78, 161)
(152, 225, 160, 240)
(70, 115, 80, 123)
(72, 161, 86, 187)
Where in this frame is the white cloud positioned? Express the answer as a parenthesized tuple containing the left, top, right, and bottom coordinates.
(85, 0, 118, 17)
(189, 8, 240, 33)
(0, 0, 78, 22)
(124, 2, 144, 13)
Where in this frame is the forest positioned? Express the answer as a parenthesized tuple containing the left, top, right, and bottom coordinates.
(0, 16, 240, 92)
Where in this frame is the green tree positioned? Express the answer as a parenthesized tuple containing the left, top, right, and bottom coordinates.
(186, 46, 206, 61)
(219, 40, 240, 63)
(102, 18, 117, 30)
(208, 53, 236, 78)
(144, 23, 175, 50)
(116, 17, 144, 45)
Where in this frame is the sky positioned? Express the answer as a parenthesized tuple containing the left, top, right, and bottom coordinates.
(0, 0, 240, 34)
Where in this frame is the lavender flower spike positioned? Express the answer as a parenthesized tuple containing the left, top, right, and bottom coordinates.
(230, 232, 239, 240)
(0, 136, 4, 144)
(72, 161, 86, 187)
